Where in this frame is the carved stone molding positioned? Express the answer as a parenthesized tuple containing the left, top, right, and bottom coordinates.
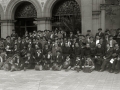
(0, 20, 16, 23)
(100, 4, 106, 10)
(35, 17, 52, 21)
(92, 11, 101, 15)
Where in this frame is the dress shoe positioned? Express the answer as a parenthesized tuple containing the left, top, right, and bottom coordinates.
(99, 69, 104, 72)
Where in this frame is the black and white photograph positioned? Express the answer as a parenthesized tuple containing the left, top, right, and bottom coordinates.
(0, 0, 120, 90)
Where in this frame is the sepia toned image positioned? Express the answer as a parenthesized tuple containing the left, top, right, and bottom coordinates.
(0, 0, 120, 90)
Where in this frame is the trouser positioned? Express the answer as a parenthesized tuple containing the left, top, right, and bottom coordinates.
(20, 63, 35, 70)
(101, 59, 110, 70)
(109, 60, 120, 71)
(94, 58, 103, 71)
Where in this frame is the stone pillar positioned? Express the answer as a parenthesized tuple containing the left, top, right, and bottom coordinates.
(0, 20, 15, 38)
(92, 11, 101, 35)
(81, 0, 92, 35)
(35, 17, 51, 31)
(100, 4, 106, 32)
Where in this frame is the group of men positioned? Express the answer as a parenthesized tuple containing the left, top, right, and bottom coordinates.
(0, 28, 120, 74)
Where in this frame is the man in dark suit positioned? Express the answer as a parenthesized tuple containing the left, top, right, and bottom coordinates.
(100, 44, 113, 72)
(21, 53, 35, 70)
(95, 28, 105, 39)
(27, 44, 35, 57)
(43, 51, 53, 70)
(108, 43, 120, 73)
(34, 48, 43, 65)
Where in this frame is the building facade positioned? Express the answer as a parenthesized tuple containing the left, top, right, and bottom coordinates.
(0, 0, 106, 38)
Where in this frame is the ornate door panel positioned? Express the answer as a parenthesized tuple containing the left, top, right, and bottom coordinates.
(52, 0, 81, 33)
(15, 2, 37, 37)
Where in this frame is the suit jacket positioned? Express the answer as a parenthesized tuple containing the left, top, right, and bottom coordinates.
(82, 47, 92, 57)
(104, 48, 113, 59)
(112, 48, 120, 57)
(27, 48, 35, 56)
(52, 46, 62, 56)
(53, 54, 63, 64)
(44, 54, 53, 64)
(34, 51, 43, 62)
(95, 32, 105, 39)
(24, 56, 34, 64)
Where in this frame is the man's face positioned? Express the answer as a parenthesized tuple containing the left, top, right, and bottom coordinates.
(12, 31, 15, 34)
(109, 37, 113, 40)
(107, 44, 110, 48)
(98, 30, 101, 33)
(115, 44, 119, 48)
(97, 44, 101, 48)
(75, 43, 79, 47)
(86, 44, 90, 48)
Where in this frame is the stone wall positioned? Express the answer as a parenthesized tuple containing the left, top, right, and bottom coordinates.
(0, 0, 105, 38)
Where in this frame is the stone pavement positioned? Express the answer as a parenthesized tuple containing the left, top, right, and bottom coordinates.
(0, 70, 120, 90)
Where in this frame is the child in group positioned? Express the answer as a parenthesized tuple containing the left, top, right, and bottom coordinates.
(82, 56, 95, 73)
(63, 55, 71, 71)
(72, 56, 82, 72)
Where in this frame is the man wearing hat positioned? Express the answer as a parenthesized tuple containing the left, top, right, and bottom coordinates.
(11, 29, 18, 38)
(86, 30, 92, 37)
(95, 28, 105, 39)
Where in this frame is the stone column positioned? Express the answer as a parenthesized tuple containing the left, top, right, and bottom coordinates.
(0, 20, 15, 38)
(81, 0, 92, 35)
(35, 17, 51, 31)
(100, 4, 106, 32)
(92, 11, 101, 35)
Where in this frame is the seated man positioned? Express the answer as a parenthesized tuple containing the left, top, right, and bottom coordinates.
(94, 43, 104, 71)
(82, 56, 95, 73)
(20, 53, 34, 71)
(63, 55, 71, 71)
(114, 55, 120, 74)
(108, 43, 120, 73)
(52, 51, 63, 71)
(43, 51, 53, 70)
(100, 44, 113, 72)
(34, 48, 43, 71)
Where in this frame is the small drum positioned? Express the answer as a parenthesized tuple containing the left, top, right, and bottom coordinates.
(3, 63, 11, 71)
(63, 61, 70, 69)
(83, 66, 92, 73)
(11, 65, 18, 71)
(52, 63, 60, 71)
(35, 65, 43, 71)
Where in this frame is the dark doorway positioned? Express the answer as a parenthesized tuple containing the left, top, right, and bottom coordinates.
(14, 2, 37, 37)
(52, 0, 81, 34)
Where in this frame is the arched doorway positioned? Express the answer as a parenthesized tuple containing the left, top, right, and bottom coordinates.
(14, 2, 37, 37)
(52, 0, 81, 33)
